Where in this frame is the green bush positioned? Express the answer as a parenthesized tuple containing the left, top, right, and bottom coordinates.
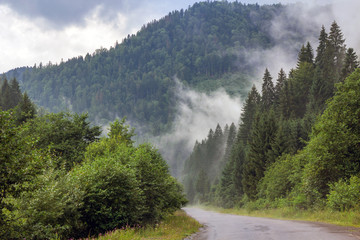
(130, 143, 187, 224)
(257, 154, 295, 201)
(71, 148, 145, 238)
(13, 167, 84, 239)
(327, 176, 360, 211)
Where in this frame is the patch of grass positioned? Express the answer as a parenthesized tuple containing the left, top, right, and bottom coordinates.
(82, 210, 201, 240)
(196, 205, 360, 228)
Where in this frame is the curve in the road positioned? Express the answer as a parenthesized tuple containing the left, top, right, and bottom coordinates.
(184, 207, 360, 240)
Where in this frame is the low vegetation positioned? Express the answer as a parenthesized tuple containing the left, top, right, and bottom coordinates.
(92, 210, 201, 240)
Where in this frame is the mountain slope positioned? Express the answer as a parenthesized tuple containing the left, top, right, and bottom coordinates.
(7, 1, 317, 135)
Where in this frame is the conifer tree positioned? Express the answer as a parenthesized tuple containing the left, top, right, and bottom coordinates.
(232, 141, 246, 198)
(9, 78, 22, 109)
(315, 26, 328, 68)
(238, 85, 260, 144)
(195, 169, 210, 202)
(223, 123, 237, 163)
(305, 42, 314, 64)
(16, 92, 37, 124)
(274, 68, 287, 107)
(0, 78, 11, 110)
(218, 156, 237, 207)
(261, 69, 275, 110)
(278, 78, 294, 119)
(310, 25, 335, 111)
(328, 21, 346, 82)
(291, 60, 315, 118)
(341, 48, 359, 81)
(242, 109, 278, 200)
(219, 87, 260, 204)
(297, 42, 314, 66)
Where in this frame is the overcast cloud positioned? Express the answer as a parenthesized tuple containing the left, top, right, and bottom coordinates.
(0, 0, 339, 73)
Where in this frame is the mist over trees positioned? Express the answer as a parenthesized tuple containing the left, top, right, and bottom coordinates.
(183, 22, 360, 211)
(7, 2, 316, 135)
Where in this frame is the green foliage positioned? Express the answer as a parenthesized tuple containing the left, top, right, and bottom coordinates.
(108, 117, 135, 145)
(302, 69, 360, 198)
(2, 115, 186, 239)
(258, 154, 295, 200)
(71, 145, 144, 237)
(26, 112, 101, 170)
(327, 176, 360, 211)
(131, 144, 187, 224)
(0, 110, 52, 239)
(12, 167, 84, 239)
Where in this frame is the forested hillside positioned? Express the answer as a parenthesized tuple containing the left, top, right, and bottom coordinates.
(6, 1, 317, 135)
(183, 22, 360, 211)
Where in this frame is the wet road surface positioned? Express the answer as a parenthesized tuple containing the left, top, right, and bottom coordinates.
(184, 207, 360, 240)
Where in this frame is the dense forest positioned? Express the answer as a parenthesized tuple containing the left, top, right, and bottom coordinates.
(0, 79, 186, 239)
(6, 1, 318, 135)
(182, 21, 360, 211)
(3, 1, 360, 238)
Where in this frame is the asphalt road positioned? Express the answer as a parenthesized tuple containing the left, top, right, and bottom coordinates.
(183, 207, 360, 240)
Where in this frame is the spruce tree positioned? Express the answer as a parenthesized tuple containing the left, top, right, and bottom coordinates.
(315, 26, 328, 68)
(261, 68, 275, 110)
(278, 77, 294, 119)
(0, 78, 11, 110)
(274, 68, 287, 108)
(305, 42, 314, 64)
(297, 42, 313, 66)
(16, 92, 37, 124)
(311, 25, 335, 110)
(195, 170, 210, 202)
(341, 48, 359, 81)
(328, 21, 346, 82)
(238, 85, 260, 144)
(242, 109, 278, 200)
(291, 59, 315, 118)
(9, 78, 22, 109)
(218, 156, 237, 207)
(223, 122, 237, 163)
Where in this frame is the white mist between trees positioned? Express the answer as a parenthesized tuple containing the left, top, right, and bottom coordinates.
(152, 78, 243, 177)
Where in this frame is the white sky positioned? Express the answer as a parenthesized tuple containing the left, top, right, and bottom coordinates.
(0, 0, 350, 73)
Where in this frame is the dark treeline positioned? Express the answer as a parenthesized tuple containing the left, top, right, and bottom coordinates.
(8, 1, 314, 135)
(0, 76, 36, 124)
(183, 21, 360, 211)
(0, 85, 186, 239)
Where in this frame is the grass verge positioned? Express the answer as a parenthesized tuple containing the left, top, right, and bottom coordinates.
(196, 205, 360, 228)
(84, 210, 201, 240)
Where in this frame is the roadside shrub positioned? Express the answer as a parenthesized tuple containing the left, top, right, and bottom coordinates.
(258, 154, 295, 201)
(327, 176, 360, 211)
(11, 166, 84, 240)
(131, 144, 187, 224)
(71, 147, 145, 238)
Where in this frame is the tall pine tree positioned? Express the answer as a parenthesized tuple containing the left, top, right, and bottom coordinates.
(261, 69, 275, 110)
(341, 48, 359, 81)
